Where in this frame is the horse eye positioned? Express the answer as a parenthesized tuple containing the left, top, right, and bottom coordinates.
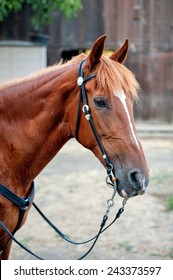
(94, 98, 108, 109)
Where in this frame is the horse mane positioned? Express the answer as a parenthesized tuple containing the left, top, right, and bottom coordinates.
(0, 52, 139, 100)
(0, 53, 86, 92)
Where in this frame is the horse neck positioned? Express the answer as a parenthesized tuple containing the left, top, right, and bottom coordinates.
(0, 65, 78, 191)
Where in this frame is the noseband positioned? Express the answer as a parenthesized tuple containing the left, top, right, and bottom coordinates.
(0, 59, 127, 260)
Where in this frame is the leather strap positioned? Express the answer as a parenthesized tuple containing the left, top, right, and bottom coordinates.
(0, 182, 35, 254)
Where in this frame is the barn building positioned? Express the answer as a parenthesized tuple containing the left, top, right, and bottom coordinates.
(0, 0, 173, 122)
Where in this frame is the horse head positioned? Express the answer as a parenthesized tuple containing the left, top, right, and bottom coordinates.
(70, 35, 149, 199)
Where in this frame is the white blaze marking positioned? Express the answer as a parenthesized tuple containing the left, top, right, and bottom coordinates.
(114, 90, 140, 149)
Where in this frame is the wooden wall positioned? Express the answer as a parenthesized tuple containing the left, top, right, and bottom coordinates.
(0, 0, 173, 122)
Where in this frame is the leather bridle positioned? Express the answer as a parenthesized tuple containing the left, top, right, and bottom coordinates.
(0, 59, 127, 260)
(75, 59, 116, 182)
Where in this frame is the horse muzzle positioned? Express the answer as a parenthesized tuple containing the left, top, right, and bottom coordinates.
(115, 168, 149, 199)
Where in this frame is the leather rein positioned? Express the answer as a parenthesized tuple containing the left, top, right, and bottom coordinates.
(0, 59, 127, 260)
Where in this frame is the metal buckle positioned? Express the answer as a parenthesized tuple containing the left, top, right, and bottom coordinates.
(82, 105, 91, 120)
(82, 105, 89, 113)
(77, 77, 84, 86)
(21, 198, 30, 211)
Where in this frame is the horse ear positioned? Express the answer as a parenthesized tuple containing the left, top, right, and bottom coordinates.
(86, 35, 106, 69)
(109, 39, 129, 64)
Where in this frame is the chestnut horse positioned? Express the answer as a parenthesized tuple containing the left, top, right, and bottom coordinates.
(0, 35, 149, 259)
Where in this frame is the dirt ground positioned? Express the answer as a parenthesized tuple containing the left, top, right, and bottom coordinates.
(10, 135, 173, 260)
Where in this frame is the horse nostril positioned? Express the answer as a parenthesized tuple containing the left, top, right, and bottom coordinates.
(128, 170, 141, 191)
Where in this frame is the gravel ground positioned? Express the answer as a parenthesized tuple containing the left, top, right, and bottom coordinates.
(9, 136, 173, 260)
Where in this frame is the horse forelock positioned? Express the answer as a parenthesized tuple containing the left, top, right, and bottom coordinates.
(96, 56, 140, 100)
(59, 53, 140, 101)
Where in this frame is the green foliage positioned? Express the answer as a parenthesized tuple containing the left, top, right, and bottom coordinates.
(167, 195, 173, 211)
(0, 0, 24, 21)
(0, 0, 82, 29)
